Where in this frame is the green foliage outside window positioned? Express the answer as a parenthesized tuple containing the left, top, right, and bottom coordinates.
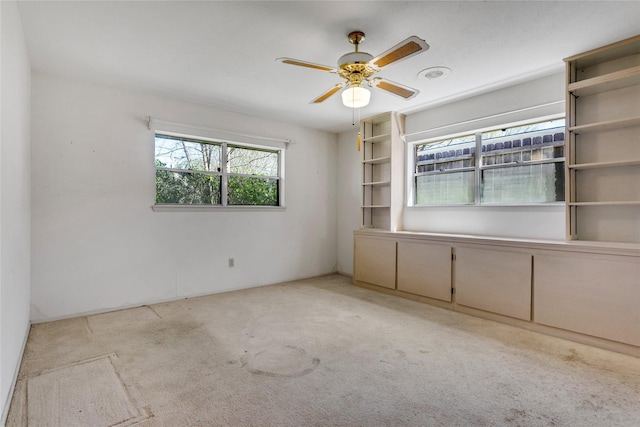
(155, 160, 221, 204)
(154, 135, 281, 206)
(228, 176, 278, 206)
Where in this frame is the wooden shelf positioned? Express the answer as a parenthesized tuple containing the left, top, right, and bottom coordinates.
(569, 201, 640, 206)
(568, 65, 640, 96)
(362, 156, 391, 165)
(362, 133, 391, 143)
(362, 180, 391, 187)
(569, 159, 640, 170)
(362, 204, 391, 208)
(569, 116, 640, 134)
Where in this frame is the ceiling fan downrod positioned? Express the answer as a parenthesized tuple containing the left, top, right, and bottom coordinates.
(348, 31, 365, 53)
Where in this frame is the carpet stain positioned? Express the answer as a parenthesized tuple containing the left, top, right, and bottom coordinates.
(579, 397, 605, 412)
(504, 408, 527, 423)
(241, 345, 320, 378)
(562, 348, 585, 364)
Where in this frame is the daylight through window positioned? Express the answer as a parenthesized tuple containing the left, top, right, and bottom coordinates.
(155, 134, 282, 207)
(413, 118, 565, 206)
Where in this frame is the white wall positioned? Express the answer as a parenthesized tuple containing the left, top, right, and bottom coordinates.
(336, 128, 360, 276)
(403, 73, 566, 240)
(1, 0, 31, 421)
(31, 72, 338, 322)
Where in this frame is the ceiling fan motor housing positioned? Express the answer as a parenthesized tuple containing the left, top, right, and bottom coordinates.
(338, 51, 373, 67)
(338, 52, 377, 86)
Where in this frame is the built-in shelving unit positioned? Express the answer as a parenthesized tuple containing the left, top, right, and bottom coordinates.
(360, 112, 405, 230)
(565, 34, 640, 244)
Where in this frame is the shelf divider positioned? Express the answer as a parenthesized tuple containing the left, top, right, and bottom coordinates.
(569, 116, 640, 134)
(568, 65, 640, 96)
(569, 159, 640, 170)
(569, 201, 640, 206)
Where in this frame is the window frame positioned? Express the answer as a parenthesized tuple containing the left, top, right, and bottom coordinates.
(153, 131, 285, 211)
(408, 115, 566, 208)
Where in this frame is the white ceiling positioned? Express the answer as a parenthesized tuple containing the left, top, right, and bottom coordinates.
(16, 1, 640, 133)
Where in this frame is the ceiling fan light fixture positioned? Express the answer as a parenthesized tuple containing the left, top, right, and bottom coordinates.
(342, 86, 371, 108)
(279, 31, 429, 109)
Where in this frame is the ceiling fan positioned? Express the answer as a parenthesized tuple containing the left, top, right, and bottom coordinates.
(277, 31, 429, 108)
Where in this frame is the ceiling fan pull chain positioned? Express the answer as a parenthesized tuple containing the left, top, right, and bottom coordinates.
(352, 103, 355, 126)
(356, 107, 361, 151)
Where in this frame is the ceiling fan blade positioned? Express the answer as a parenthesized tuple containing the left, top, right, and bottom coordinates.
(311, 83, 347, 103)
(276, 57, 337, 73)
(371, 78, 419, 100)
(370, 36, 429, 68)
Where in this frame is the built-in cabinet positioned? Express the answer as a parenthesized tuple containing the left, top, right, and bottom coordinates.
(455, 246, 532, 321)
(353, 230, 640, 356)
(353, 235, 396, 289)
(565, 34, 640, 243)
(360, 112, 405, 230)
(353, 36, 640, 356)
(397, 241, 452, 302)
(534, 251, 640, 347)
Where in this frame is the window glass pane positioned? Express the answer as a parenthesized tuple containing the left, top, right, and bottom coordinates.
(415, 171, 475, 205)
(227, 146, 278, 176)
(155, 169, 221, 204)
(414, 134, 475, 205)
(155, 135, 221, 172)
(227, 176, 279, 206)
(481, 119, 565, 167)
(415, 135, 476, 173)
(480, 118, 565, 204)
(482, 163, 565, 204)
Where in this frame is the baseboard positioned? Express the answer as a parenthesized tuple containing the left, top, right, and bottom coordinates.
(31, 271, 344, 324)
(1, 322, 31, 426)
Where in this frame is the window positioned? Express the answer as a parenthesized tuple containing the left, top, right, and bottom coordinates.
(412, 117, 565, 206)
(154, 134, 282, 207)
(480, 119, 565, 204)
(414, 134, 476, 205)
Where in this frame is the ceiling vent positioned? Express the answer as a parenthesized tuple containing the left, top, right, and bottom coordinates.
(418, 66, 451, 80)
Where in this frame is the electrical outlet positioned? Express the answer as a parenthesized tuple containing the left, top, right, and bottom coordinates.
(228, 258, 234, 268)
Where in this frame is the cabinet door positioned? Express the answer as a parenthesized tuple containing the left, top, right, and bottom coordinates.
(455, 246, 532, 320)
(534, 252, 640, 346)
(397, 241, 452, 301)
(354, 236, 396, 289)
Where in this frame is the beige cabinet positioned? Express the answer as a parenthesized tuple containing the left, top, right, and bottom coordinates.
(534, 252, 640, 347)
(353, 235, 396, 289)
(360, 112, 405, 231)
(353, 230, 638, 355)
(397, 241, 452, 302)
(455, 246, 532, 321)
(565, 34, 640, 243)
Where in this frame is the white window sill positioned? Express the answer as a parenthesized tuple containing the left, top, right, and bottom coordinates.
(407, 202, 565, 209)
(152, 204, 286, 212)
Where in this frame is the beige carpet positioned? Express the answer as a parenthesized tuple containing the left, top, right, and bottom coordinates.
(7, 274, 640, 426)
